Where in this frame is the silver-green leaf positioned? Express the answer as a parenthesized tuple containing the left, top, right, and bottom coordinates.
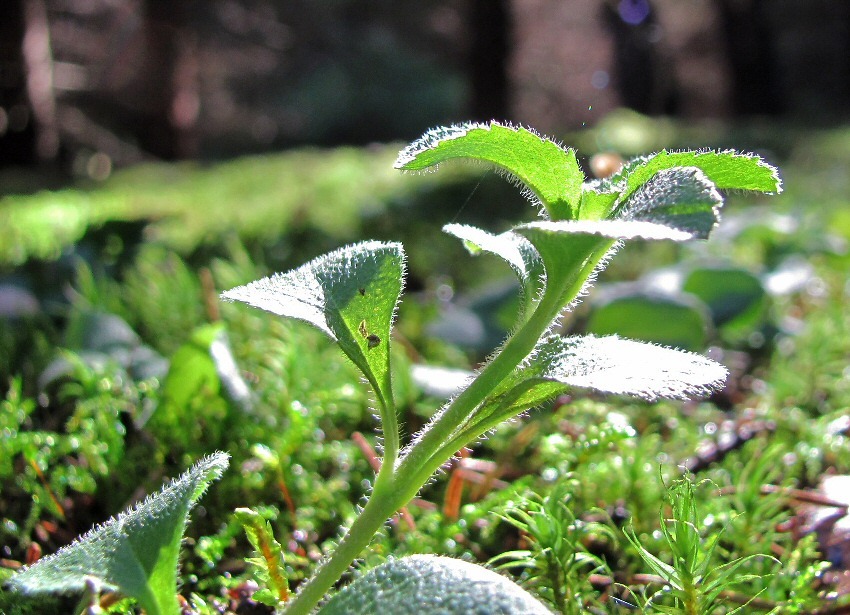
(526, 334, 727, 401)
(395, 122, 584, 220)
(6, 452, 229, 615)
(221, 241, 405, 412)
(617, 167, 723, 239)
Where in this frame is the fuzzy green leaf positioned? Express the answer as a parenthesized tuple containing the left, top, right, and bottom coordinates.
(395, 122, 584, 219)
(318, 555, 552, 615)
(221, 241, 404, 413)
(616, 149, 782, 203)
(443, 223, 544, 319)
(6, 452, 229, 615)
(618, 167, 723, 239)
(537, 335, 727, 400)
(513, 334, 727, 403)
(514, 219, 694, 315)
(457, 334, 727, 447)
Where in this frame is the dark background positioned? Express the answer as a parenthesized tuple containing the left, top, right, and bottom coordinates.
(1, 0, 849, 173)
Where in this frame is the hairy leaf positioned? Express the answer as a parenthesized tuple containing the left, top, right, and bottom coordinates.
(318, 555, 552, 615)
(443, 223, 544, 320)
(460, 334, 726, 445)
(615, 149, 782, 203)
(6, 452, 229, 615)
(617, 167, 724, 239)
(515, 219, 695, 315)
(395, 121, 584, 219)
(527, 334, 727, 400)
(221, 241, 404, 413)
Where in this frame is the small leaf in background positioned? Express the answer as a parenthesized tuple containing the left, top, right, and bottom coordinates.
(683, 266, 768, 340)
(162, 323, 224, 414)
(6, 452, 229, 615)
(234, 507, 289, 608)
(221, 241, 405, 412)
(147, 323, 250, 453)
(39, 310, 169, 389)
(587, 291, 711, 352)
(618, 167, 723, 239)
(317, 555, 552, 615)
(395, 121, 584, 220)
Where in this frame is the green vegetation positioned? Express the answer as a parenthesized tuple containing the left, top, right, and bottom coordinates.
(2, 114, 849, 614)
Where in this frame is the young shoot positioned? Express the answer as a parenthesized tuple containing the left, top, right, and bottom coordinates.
(220, 121, 780, 614)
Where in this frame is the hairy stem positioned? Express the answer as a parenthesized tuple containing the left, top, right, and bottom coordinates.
(281, 480, 407, 615)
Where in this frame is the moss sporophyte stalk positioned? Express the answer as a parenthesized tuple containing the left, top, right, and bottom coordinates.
(6, 121, 780, 614)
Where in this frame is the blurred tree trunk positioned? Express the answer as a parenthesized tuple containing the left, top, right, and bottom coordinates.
(0, 0, 54, 165)
(714, 0, 783, 115)
(21, 0, 59, 160)
(468, 0, 510, 121)
(141, 0, 200, 159)
(602, 0, 678, 115)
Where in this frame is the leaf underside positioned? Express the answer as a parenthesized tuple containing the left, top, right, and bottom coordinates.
(221, 241, 405, 410)
(529, 334, 728, 401)
(7, 452, 230, 615)
(617, 167, 724, 239)
(442, 223, 544, 318)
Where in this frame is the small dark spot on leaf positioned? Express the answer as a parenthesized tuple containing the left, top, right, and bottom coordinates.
(359, 287, 366, 296)
(367, 334, 381, 349)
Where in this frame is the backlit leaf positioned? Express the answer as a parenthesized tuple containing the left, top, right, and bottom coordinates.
(486, 335, 727, 411)
(443, 223, 544, 319)
(514, 219, 694, 314)
(615, 149, 782, 203)
(221, 241, 405, 413)
(529, 334, 727, 400)
(395, 122, 584, 220)
(7, 452, 229, 615)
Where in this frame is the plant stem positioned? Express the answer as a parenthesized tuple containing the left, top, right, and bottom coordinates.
(283, 245, 614, 614)
(281, 481, 406, 615)
(397, 288, 562, 479)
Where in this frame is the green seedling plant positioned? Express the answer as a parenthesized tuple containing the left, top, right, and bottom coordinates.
(6, 452, 229, 615)
(491, 481, 616, 614)
(624, 475, 776, 614)
(219, 121, 780, 613)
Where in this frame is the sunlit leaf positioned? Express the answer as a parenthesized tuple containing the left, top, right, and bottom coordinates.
(395, 121, 584, 220)
(514, 219, 694, 314)
(443, 223, 544, 319)
(221, 241, 404, 412)
(617, 167, 723, 239)
(7, 452, 229, 615)
(614, 149, 782, 202)
(318, 555, 552, 615)
(484, 334, 727, 419)
(530, 334, 727, 400)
